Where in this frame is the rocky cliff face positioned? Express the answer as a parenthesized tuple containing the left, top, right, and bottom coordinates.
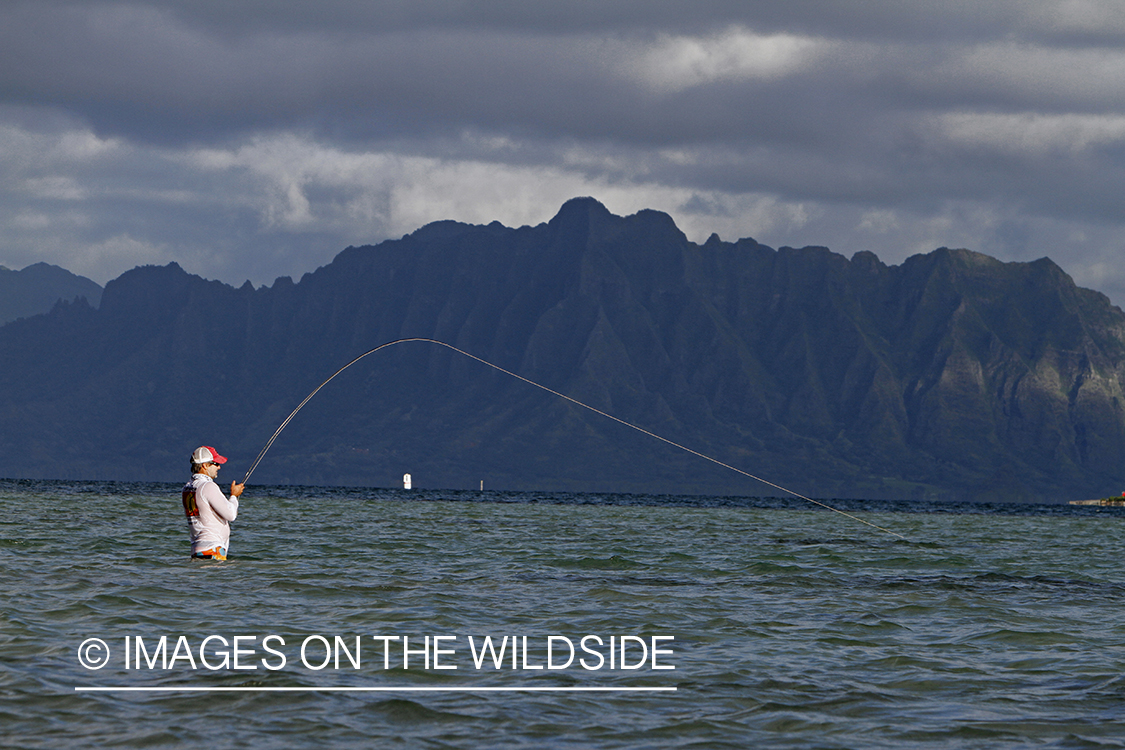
(2, 197, 1123, 501)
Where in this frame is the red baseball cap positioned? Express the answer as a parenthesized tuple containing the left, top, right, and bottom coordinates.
(191, 446, 228, 464)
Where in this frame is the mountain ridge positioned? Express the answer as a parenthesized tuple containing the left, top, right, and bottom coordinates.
(2, 197, 1124, 501)
(0, 262, 103, 325)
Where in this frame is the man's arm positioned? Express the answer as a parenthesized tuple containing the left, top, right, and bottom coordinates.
(200, 480, 239, 522)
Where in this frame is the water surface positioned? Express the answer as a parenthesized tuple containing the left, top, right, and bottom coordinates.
(2, 480, 1124, 748)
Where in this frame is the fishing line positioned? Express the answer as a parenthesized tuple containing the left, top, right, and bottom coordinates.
(242, 337, 907, 540)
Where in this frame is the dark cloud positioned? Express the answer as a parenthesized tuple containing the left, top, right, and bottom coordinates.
(4, 2, 1121, 146)
(2, 0, 1125, 305)
(61, 0, 1125, 46)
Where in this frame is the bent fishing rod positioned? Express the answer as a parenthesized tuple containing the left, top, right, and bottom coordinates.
(241, 337, 908, 540)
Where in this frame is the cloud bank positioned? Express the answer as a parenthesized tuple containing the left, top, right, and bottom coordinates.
(2, 1, 1125, 303)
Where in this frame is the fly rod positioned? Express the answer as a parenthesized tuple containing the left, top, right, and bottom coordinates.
(242, 337, 907, 540)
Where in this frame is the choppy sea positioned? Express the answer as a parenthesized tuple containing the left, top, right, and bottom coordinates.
(2, 479, 1124, 749)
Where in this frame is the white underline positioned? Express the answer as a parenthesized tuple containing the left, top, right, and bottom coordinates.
(75, 686, 676, 693)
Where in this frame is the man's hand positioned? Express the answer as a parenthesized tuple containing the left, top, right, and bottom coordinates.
(231, 481, 245, 498)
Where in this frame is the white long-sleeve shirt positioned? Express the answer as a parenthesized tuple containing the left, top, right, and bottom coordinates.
(182, 473, 240, 554)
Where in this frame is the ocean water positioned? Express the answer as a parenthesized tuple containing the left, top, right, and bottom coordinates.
(2, 479, 1124, 749)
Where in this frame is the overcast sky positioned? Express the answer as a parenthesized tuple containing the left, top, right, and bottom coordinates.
(4, 1, 1125, 304)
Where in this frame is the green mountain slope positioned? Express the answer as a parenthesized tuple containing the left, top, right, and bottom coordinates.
(1, 198, 1122, 501)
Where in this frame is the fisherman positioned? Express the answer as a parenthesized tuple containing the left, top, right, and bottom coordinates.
(183, 446, 245, 560)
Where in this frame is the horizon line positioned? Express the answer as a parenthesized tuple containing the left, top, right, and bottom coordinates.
(75, 685, 677, 693)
